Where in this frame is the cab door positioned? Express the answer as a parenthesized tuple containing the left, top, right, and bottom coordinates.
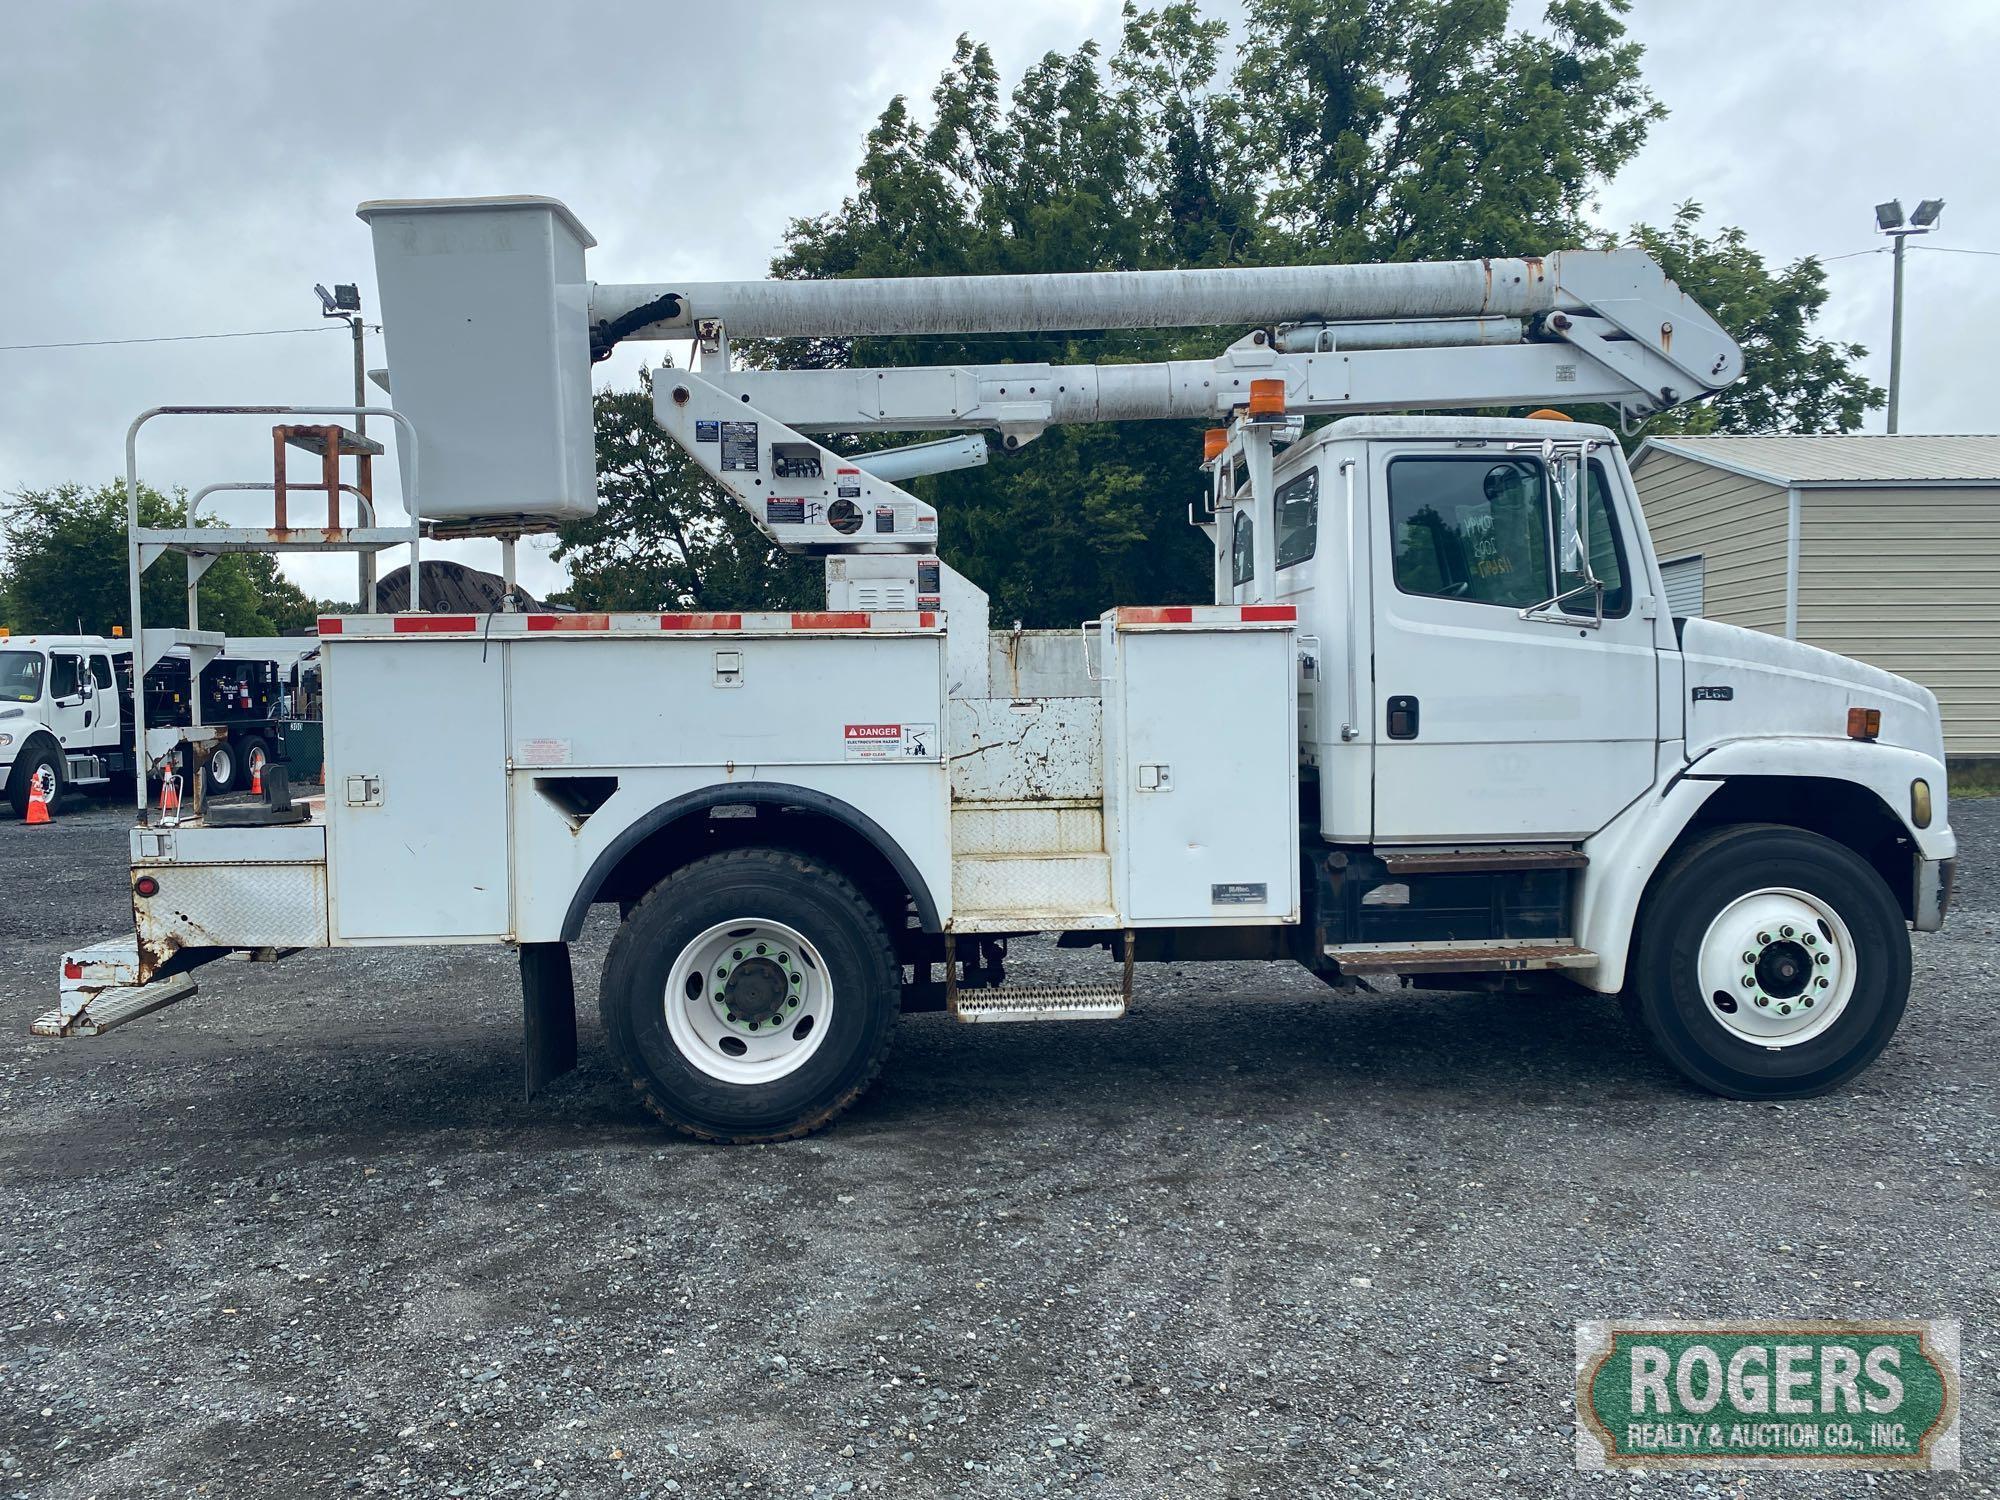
(44, 651, 94, 754)
(1367, 442, 1658, 843)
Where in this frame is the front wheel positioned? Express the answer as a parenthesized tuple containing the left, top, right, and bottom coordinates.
(599, 848, 901, 1142)
(1630, 824, 1910, 1099)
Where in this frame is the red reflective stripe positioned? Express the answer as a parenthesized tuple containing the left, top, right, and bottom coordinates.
(63, 960, 83, 981)
(659, 613, 743, 630)
(526, 613, 608, 631)
(393, 615, 477, 633)
(316, 617, 344, 635)
(919, 611, 936, 628)
(1118, 606, 1195, 625)
(1240, 605, 1296, 622)
(790, 611, 870, 630)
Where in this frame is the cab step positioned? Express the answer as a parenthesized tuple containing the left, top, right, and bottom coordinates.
(1376, 847, 1587, 875)
(33, 938, 201, 1038)
(1323, 939, 1595, 975)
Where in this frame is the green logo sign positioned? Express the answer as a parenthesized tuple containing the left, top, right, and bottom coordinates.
(1576, 1321, 1959, 1471)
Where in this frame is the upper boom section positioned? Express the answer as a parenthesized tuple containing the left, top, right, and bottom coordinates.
(359, 196, 1741, 529)
(592, 258, 1565, 340)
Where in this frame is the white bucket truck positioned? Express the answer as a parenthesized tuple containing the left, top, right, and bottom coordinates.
(45, 198, 1954, 1143)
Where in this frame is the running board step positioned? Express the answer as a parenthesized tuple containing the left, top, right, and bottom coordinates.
(1324, 940, 1596, 975)
(951, 985, 1129, 1023)
(33, 938, 201, 1038)
(1377, 848, 1587, 875)
(948, 931, 1134, 1022)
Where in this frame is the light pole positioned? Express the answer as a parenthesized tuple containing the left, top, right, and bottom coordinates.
(315, 282, 375, 608)
(1873, 197, 1944, 434)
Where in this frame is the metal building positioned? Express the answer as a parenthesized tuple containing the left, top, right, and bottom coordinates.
(1632, 434, 2000, 759)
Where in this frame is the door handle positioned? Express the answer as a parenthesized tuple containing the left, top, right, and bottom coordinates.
(1386, 694, 1420, 740)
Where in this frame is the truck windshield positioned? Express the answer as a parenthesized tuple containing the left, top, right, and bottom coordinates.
(0, 650, 45, 703)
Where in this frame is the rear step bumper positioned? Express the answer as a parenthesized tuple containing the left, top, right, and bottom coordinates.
(34, 938, 202, 1038)
(1324, 940, 1595, 975)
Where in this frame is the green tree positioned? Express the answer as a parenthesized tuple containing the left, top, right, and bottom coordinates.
(769, 1, 1665, 625)
(552, 371, 818, 612)
(0, 481, 318, 637)
(1603, 201, 1883, 439)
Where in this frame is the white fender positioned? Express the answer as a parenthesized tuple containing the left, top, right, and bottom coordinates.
(1574, 736, 1954, 994)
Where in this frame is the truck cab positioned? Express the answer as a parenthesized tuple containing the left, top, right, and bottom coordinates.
(0, 635, 131, 816)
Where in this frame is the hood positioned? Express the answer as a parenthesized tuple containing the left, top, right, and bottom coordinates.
(1679, 619, 1945, 763)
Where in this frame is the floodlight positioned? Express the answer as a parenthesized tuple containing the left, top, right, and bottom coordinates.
(1874, 200, 1904, 232)
(1911, 198, 1945, 228)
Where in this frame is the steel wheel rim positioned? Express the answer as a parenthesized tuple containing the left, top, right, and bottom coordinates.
(209, 745, 235, 786)
(1696, 886, 1856, 1048)
(247, 744, 268, 775)
(664, 918, 833, 1084)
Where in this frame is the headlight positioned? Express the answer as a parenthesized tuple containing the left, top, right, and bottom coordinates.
(1911, 778, 1933, 829)
(0, 732, 13, 748)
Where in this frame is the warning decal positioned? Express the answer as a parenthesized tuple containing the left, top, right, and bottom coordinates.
(844, 722, 936, 762)
(721, 420, 759, 472)
(695, 420, 720, 443)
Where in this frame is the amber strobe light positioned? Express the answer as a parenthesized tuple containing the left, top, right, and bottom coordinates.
(1203, 427, 1228, 461)
(1847, 706, 1882, 740)
(1247, 378, 1286, 421)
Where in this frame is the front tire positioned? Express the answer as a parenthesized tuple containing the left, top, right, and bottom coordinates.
(599, 848, 901, 1142)
(7, 744, 62, 819)
(1630, 824, 1910, 1099)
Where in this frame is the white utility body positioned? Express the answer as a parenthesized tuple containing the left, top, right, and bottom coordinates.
(50, 196, 1956, 1143)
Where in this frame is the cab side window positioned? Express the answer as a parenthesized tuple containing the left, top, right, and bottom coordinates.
(1231, 509, 1254, 587)
(90, 654, 115, 693)
(1275, 468, 1319, 569)
(49, 653, 81, 700)
(1389, 456, 1552, 609)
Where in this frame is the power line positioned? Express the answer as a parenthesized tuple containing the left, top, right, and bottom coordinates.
(0, 324, 366, 353)
(1818, 247, 1886, 262)
(1913, 243, 2000, 257)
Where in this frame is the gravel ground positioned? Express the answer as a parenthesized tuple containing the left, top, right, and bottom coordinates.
(0, 795, 1992, 1498)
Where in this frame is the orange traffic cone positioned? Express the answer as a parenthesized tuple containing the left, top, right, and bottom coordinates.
(24, 767, 53, 826)
(159, 774, 179, 815)
(250, 759, 263, 796)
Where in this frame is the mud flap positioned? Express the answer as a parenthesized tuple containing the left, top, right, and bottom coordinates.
(520, 941, 578, 1099)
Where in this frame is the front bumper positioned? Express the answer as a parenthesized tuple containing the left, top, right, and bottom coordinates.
(1914, 855, 1954, 933)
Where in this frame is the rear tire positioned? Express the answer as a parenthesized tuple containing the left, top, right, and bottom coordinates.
(1629, 824, 1909, 1099)
(599, 848, 901, 1142)
(206, 741, 239, 795)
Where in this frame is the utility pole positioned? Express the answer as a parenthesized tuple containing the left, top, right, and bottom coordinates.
(1873, 197, 1944, 434)
(317, 282, 375, 609)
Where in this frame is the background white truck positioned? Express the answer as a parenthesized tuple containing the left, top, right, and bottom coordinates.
(46, 197, 1955, 1144)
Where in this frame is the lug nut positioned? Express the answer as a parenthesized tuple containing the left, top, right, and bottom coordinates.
(1803, 933, 1817, 947)
(1741, 975, 1756, 987)
(1816, 977, 1830, 989)
(1780, 925, 1795, 938)
(1779, 1004, 1792, 1015)
(1816, 952, 1830, 965)
(1755, 996, 1769, 1008)
(1803, 997, 1814, 1008)
(1742, 951, 1757, 964)
(1758, 931, 1772, 945)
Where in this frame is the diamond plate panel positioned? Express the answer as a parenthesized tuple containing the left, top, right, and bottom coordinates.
(953, 853, 1111, 915)
(950, 804, 1104, 856)
(137, 863, 328, 950)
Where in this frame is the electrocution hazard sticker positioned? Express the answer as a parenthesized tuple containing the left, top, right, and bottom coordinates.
(843, 723, 936, 761)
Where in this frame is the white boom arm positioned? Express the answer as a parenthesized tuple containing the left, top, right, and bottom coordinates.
(359, 198, 1741, 549)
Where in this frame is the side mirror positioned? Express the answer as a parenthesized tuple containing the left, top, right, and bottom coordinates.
(1549, 443, 1587, 572)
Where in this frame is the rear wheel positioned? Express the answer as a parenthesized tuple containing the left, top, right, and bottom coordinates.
(240, 735, 271, 790)
(206, 741, 239, 794)
(1630, 825, 1909, 1099)
(599, 847, 900, 1142)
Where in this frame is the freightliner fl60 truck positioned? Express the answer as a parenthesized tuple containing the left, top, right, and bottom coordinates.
(43, 197, 1955, 1143)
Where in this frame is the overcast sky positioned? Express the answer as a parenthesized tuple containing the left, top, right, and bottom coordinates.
(3, 0, 1994, 604)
